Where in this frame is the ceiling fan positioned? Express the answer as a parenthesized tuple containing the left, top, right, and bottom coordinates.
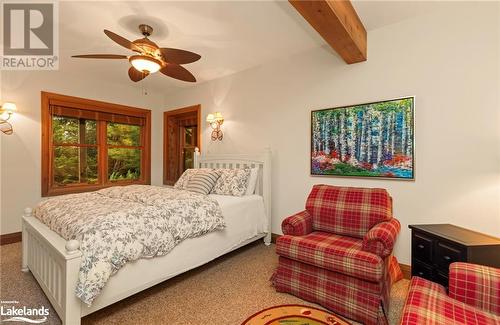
(72, 24, 200, 83)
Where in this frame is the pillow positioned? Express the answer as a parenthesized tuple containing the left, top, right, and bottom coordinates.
(211, 168, 251, 197)
(174, 168, 212, 190)
(245, 167, 259, 195)
(186, 169, 222, 195)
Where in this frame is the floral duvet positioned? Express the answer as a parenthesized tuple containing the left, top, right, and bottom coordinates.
(34, 185, 225, 305)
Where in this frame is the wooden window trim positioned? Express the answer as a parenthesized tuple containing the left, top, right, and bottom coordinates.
(163, 105, 201, 185)
(41, 91, 151, 197)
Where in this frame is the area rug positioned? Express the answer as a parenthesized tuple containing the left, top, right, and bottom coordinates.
(241, 304, 351, 325)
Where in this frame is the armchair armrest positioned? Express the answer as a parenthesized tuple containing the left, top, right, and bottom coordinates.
(449, 262, 500, 316)
(281, 210, 312, 236)
(362, 218, 401, 258)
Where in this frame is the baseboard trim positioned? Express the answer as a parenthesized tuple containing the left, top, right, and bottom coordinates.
(272, 232, 411, 279)
(1, 232, 22, 245)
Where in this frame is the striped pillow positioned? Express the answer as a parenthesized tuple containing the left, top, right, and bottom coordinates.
(174, 168, 212, 190)
(186, 169, 222, 195)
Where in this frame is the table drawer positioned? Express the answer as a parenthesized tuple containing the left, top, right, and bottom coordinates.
(435, 241, 465, 270)
(434, 271, 449, 289)
(410, 224, 500, 289)
(412, 260, 433, 279)
(413, 233, 433, 264)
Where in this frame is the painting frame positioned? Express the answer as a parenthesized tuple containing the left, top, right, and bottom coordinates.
(310, 96, 415, 180)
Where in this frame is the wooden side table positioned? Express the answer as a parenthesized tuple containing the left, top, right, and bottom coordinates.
(409, 224, 500, 288)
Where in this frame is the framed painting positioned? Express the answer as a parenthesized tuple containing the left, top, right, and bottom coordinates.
(311, 97, 415, 180)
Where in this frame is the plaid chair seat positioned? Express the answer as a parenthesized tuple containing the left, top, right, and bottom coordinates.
(401, 276, 499, 325)
(273, 256, 387, 325)
(276, 231, 384, 282)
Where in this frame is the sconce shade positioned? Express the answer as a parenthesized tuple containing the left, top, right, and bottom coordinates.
(206, 113, 215, 123)
(1, 102, 17, 112)
(0, 103, 15, 135)
(214, 112, 223, 121)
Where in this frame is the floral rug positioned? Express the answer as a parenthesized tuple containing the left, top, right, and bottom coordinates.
(241, 304, 351, 325)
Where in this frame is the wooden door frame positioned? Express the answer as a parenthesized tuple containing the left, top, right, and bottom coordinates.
(163, 104, 201, 185)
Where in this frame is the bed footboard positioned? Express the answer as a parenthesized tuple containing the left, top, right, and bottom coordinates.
(22, 208, 83, 325)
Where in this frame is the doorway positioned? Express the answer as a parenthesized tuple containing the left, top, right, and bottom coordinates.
(163, 105, 201, 185)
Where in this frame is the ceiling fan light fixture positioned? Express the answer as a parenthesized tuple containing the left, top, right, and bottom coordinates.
(129, 55, 162, 74)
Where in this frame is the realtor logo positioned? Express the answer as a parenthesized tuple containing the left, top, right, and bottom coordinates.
(0, 300, 49, 323)
(1, 1, 59, 70)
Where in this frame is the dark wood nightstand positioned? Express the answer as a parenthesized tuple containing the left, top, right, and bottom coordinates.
(409, 224, 500, 288)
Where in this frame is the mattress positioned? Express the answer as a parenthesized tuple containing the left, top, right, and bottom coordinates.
(82, 193, 268, 314)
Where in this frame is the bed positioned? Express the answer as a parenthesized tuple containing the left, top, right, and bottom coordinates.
(21, 149, 271, 325)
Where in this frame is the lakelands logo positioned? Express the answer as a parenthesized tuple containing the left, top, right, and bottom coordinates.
(1, 0, 59, 70)
(0, 301, 49, 323)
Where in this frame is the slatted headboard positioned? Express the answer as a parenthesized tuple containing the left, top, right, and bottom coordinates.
(194, 148, 272, 243)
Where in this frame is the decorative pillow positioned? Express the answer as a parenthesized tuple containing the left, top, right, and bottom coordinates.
(211, 168, 252, 197)
(245, 167, 259, 195)
(174, 168, 212, 190)
(186, 169, 222, 195)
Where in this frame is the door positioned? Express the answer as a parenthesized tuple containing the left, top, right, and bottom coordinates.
(163, 105, 201, 185)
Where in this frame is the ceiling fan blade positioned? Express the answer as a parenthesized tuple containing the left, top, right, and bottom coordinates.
(160, 63, 196, 82)
(104, 30, 142, 52)
(128, 67, 148, 82)
(159, 48, 201, 65)
(72, 54, 128, 59)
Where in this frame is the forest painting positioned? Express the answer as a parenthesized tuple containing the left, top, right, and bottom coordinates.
(311, 97, 414, 179)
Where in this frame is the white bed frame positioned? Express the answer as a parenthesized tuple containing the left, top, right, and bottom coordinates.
(21, 149, 272, 325)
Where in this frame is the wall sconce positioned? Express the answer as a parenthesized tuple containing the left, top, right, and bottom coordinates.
(0, 102, 17, 135)
(206, 112, 224, 141)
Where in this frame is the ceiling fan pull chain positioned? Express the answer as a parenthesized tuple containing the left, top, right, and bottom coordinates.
(142, 75, 149, 96)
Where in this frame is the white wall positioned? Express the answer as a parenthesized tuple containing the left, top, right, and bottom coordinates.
(0, 70, 164, 235)
(164, 2, 500, 264)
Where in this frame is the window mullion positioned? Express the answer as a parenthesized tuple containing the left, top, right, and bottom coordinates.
(98, 121, 108, 185)
(141, 127, 145, 182)
(78, 120, 87, 183)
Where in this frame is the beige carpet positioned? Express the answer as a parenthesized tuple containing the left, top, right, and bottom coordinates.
(0, 241, 409, 324)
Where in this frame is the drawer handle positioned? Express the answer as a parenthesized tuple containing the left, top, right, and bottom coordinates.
(443, 255, 451, 261)
(417, 244, 425, 249)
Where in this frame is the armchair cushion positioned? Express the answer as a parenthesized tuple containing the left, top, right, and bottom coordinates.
(281, 210, 313, 236)
(449, 262, 500, 316)
(276, 231, 384, 282)
(401, 276, 499, 325)
(306, 185, 393, 238)
(362, 218, 401, 257)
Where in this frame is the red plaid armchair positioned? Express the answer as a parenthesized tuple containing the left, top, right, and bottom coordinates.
(272, 185, 402, 325)
(401, 262, 500, 324)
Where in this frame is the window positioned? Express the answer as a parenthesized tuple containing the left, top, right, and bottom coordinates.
(42, 92, 151, 196)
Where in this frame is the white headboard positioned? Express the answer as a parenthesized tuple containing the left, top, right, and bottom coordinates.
(194, 148, 272, 244)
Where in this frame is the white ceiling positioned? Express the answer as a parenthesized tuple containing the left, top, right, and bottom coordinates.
(58, 1, 443, 92)
(352, 0, 446, 31)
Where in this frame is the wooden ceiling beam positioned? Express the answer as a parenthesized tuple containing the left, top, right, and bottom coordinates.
(289, 0, 367, 64)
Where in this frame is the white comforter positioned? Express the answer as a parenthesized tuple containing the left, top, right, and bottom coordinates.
(34, 185, 225, 305)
